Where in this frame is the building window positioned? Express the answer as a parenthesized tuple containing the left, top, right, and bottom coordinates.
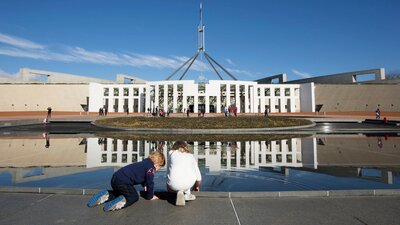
(177, 84, 183, 94)
(285, 88, 290, 96)
(112, 153, 117, 163)
(274, 88, 280, 96)
(264, 88, 270, 96)
(198, 83, 206, 94)
(133, 88, 139, 96)
(122, 154, 127, 163)
(220, 84, 226, 96)
(123, 88, 129, 96)
(104, 88, 109, 96)
(101, 154, 107, 163)
(113, 88, 119, 96)
(159, 85, 164, 109)
(257, 88, 260, 96)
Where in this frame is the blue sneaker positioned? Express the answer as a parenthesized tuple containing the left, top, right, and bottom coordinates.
(103, 196, 126, 212)
(87, 190, 109, 207)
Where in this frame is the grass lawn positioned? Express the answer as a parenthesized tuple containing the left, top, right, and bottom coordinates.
(95, 116, 312, 129)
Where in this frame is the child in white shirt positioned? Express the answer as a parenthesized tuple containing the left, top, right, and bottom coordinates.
(167, 141, 202, 206)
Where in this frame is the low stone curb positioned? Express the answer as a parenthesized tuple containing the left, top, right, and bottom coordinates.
(0, 119, 42, 128)
(1, 186, 399, 198)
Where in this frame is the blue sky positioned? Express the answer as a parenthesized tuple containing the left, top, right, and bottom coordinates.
(0, 0, 399, 82)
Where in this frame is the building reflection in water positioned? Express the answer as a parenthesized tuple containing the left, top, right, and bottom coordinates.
(87, 138, 318, 171)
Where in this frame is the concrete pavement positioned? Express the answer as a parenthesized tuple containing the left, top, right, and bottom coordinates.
(1, 192, 399, 225)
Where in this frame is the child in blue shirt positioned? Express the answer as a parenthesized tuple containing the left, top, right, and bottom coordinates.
(87, 151, 165, 211)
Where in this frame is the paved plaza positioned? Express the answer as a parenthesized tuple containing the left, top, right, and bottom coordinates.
(1, 112, 400, 225)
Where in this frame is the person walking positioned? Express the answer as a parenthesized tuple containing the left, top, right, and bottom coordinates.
(375, 108, 381, 119)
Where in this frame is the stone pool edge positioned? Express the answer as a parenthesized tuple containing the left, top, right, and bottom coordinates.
(1, 186, 399, 198)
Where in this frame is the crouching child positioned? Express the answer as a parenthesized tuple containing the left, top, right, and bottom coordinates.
(87, 151, 165, 211)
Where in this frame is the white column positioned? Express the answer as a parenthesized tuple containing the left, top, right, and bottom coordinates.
(249, 86, 255, 113)
(194, 95, 198, 113)
(163, 84, 168, 111)
(145, 85, 150, 113)
(216, 93, 221, 113)
(205, 95, 210, 113)
(155, 85, 159, 109)
(173, 84, 178, 112)
(226, 84, 231, 107)
(235, 84, 240, 112)
(244, 85, 249, 113)
(260, 87, 265, 113)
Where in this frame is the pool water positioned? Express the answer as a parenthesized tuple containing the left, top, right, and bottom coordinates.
(0, 134, 399, 192)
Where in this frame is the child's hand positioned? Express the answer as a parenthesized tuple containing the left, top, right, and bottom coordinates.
(151, 195, 159, 200)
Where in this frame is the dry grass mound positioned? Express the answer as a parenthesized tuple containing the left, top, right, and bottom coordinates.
(95, 116, 312, 129)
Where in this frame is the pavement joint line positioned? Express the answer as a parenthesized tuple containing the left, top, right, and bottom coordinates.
(37, 194, 53, 202)
(229, 192, 242, 225)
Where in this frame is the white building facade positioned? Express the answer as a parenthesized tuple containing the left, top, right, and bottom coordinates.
(89, 80, 309, 114)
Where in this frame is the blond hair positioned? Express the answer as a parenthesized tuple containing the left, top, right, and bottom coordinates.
(149, 151, 165, 167)
(171, 140, 190, 153)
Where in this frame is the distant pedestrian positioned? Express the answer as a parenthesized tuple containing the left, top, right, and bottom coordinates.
(47, 107, 52, 118)
(375, 108, 381, 119)
(264, 108, 269, 118)
(224, 107, 228, 117)
(228, 105, 232, 116)
(186, 107, 190, 117)
(99, 107, 103, 116)
(233, 107, 237, 117)
(45, 107, 52, 123)
(104, 106, 108, 116)
(126, 107, 129, 115)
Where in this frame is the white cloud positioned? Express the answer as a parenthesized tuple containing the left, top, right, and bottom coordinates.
(0, 33, 45, 49)
(0, 33, 254, 79)
(0, 47, 49, 60)
(225, 58, 235, 66)
(291, 69, 312, 78)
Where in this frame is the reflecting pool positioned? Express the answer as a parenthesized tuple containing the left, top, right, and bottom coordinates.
(0, 134, 399, 192)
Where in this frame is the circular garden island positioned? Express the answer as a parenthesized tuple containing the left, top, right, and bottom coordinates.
(94, 116, 313, 141)
(95, 116, 312, 129)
